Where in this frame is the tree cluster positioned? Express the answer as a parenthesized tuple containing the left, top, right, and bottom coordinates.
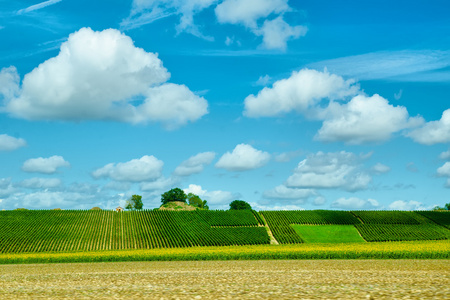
(161, 188, 209, 209)
(187, 193, 209, 209)
(433, 202, 450, 211)
(126, 194, 143, 210)
(160, 188, 253, 210)
(161, 188, 187, 205)
(229, 200, 252, 210)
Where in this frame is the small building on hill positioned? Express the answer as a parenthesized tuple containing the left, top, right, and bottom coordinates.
(115, 206, 124, 212)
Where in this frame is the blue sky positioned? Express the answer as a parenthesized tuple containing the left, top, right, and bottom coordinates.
(1, 0, 450, 211)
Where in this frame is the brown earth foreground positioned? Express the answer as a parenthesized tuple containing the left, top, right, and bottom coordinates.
(0, 260, 449, 299)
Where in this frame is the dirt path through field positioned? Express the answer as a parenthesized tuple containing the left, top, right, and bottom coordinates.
(0, 260, 448, 299)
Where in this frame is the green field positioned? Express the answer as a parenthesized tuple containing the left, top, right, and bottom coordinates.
(0, 209, 449, 257)
(291, 225, 366, 243)
(0, 209, 270, 253)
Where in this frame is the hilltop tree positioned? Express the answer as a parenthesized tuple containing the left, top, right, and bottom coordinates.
(161, 188, 187, 205)
(187, 193, 209, 209)
(433, 202, 450, 211)
(229, 200, 252, 210)
(125, 194, 143, 210)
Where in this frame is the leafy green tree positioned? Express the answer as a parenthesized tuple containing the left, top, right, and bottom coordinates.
(161, 188, 187, 205)
(125, 194, 143, 210)
(229, 200, 252, 210)
(187, 193, 209, 209)
(433, 202, 450, 210)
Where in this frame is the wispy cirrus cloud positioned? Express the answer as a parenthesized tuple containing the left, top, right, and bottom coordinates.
(121, 0, 306, 49)
(17, 0, 63, 15)
(121, 0, 216, 40)
(308, 50, 450, 82)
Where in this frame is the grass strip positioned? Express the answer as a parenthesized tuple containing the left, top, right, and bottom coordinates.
(0, 240, 448, 264)
(291, 225, 366, 243)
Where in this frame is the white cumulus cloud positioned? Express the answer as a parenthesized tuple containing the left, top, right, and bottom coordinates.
(174, 151, 215, 176)
(0, 178, 15, 198)
(255, 16, 307, 50)
(255, 74, 271, 86)
(407, 109, 450, 145)
(0, 134, 27, 151)
(388, 200, 427, 210)
(252, 203, 305, 211)
(0, 66, 20, 100)
(331, 197, 380, 210)
(316, 94, 423, 144)
(274, 150, 302, 162)
(215, 143, 270, 171)
(263, 185, 315, 201)
(437, 162, 450, 179)
(244, 68, 424, 145)
(215, 0, 289, 27)
(2, 28, 208, 128)
(134, 83, 208, 129)
(244, 68, 359, 117)
(372, 163, 391, 174)
(20, 191, 92, 209)
(22, 156, 70, 174)
(20, 177, 62, 189)
(92, 155, 163, 182)
(285, 151, 372, 192)
(313, 196, 326, 206)
(183, 184, 238, 206)
(439, 150, 450, 160)
(215, 0, 304, 50)
(140, 176, 179, 191)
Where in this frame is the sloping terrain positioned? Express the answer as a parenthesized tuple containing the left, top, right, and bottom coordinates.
(0, 210, 449, 253)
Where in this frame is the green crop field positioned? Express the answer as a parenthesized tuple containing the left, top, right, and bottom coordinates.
(261, 210, 450, 244)
(0, 241, 449, 264)
(0, 209, 449, 257)
(0, 210, 270, 253)
(352, 211, 420, 224)
(417, 211, 450, 229)
(291, 225, 366, 243)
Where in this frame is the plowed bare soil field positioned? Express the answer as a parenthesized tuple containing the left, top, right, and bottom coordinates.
(0, 260, 448, 299)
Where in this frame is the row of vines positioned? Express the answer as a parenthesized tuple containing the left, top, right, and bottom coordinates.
(355, 224, 450, 242)
(0, 210, 269, 253)
(261, 210, 450, 243)
(1, 210, 448, 252)
(417, 211, 450, 229)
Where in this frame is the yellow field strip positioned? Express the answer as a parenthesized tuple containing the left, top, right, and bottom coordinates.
(0, 240, 448, 264)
